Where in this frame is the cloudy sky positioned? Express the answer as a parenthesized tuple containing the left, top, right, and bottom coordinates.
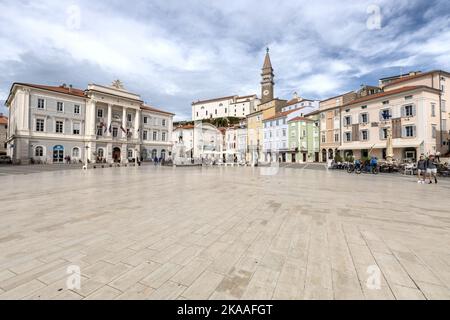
(1, 0, 450, 119)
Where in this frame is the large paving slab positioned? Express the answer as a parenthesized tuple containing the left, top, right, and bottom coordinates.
(0, 166, 449, 300)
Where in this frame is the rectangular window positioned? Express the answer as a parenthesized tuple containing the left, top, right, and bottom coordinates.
(442, 100, 447, 112)
(36, 119, 45, 132)
(382, 100, 389, 105)
(112, 127, 118, 138)
(431, 104, 436, 117)
(73, 123, 80, 135)
(57, 102, 64, 112)
(144, 117, 148, 124)
(97, 109, 103, 118)
(361, 130, 369, 141)
(360, 113, 369, 124)
(74, 105, 80, 114)
(432, 125, 437, 139)
(162, 119, 166, 127)
(143, 130, 148, 140)
(162, 132, 166, 141)
(344, 116, 352, 126)
(37, 98, 45, 109)
(97, 126, 103, 136)
(282, 129, 286, 137)
(127, 114, 132, 122)
(381, 128, 388, 140)
(334, 133, 339, 142)
(404, 126, 415, 137)
(404, 105, 414, 117)
(405, 95, 413, 100)
(153, 131, 158, 141)
(442, 119, 447, 131)
(345, 132, 352, 142)
(55, 121, 64, 133)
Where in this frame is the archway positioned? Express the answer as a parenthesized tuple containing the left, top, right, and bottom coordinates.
(322, 149, 327, 162)
(113, 147, 121, 163)
(328, 149, 334, 160)
(53, 145, 64, 163)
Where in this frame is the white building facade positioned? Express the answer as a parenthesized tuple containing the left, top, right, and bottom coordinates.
(262, 108, 305, 163)
(192, 95, 260, 121)
(5, 82, 174, 164)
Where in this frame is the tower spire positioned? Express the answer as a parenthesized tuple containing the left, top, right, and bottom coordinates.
(260, 47, 274, 104)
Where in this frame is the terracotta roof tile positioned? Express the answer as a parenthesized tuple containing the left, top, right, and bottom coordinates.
(0, 116, 8, 125)
(263, 108, 302, 122)
(141, 104, 174, 116)
(288, 116, 314, 122)
(16, 83, 86, 98)
(342, 86, 440, 107)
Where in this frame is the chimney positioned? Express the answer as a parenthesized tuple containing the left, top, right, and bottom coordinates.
(69, 84, 73, 92)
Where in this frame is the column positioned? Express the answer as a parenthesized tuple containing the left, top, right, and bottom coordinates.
(86, 99, 96, 138)
(121, 143, 128, 163)
(134, 110, 141, 139)
(122, 108, 127, 139)
(107, 104, 112, 137)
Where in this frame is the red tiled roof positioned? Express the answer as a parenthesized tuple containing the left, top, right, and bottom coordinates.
(174, 124, 194, 130)
(263, 108, 302, 122)
(288, 116, 314, 123)
(141, 104, 174, 116)
(192, 95, 236, 105)
(15, 83, 86, 98)
(382, 71, 433, 87)
(0, 116, 8, 125)
(342, 86, 440, 107)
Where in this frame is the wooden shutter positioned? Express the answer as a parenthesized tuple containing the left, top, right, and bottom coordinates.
(352, 124, 359, 141)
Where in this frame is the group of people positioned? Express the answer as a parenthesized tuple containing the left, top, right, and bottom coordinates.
(417, 154, 439, 184)
(354, 156, 378, 172)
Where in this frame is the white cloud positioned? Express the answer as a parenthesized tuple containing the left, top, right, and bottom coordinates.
(0, 0, 449, 117)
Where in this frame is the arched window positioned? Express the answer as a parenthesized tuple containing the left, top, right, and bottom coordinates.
(72, 147, 80, 158)
(97, 148, 104, 159)
(152, 149, 158, 159)
(35, 146, 44, 157)
(128, 149, 134, 159)
(161, 150, 166, 160)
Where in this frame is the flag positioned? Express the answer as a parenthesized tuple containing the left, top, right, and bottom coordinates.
(120, 125, 127, 133)
(108, 124, 112, 133)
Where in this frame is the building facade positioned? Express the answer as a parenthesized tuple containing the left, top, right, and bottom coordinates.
(288, 115, 320, 163)
(319, 92, 357, 162)
(0, 114, 7, 155)
(262, 108, 303, 163)
(172, 122, 223, 160)
(5, 82, 174, 164)
(339, 86, 443, 161)
(192, 95, 259, 121)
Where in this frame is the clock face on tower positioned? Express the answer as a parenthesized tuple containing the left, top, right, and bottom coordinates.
(263, 90, 270, 96)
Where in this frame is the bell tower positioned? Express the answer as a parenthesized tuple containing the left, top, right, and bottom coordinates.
(260, 48, 274, 104)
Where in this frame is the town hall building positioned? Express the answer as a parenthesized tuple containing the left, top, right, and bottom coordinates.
(5, 81, 174, 164)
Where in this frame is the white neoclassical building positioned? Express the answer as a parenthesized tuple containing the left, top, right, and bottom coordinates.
(192, 95, 260, 121)
(5, 81, 174, 164)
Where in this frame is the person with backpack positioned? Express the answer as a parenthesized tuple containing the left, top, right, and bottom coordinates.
(426, 154, 438, 184)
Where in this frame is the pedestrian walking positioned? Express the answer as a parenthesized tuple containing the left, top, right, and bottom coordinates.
(417, 154, 427, 184)
(426, 155, 438, 184)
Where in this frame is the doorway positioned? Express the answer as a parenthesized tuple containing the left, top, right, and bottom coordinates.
(302, 153, 307, 163)
(53, 145, 64, 163)
(113, 147, 121, 163)
(291, 153, 296, 163)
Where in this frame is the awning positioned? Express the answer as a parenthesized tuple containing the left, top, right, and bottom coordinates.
(338, 142, 421, 151)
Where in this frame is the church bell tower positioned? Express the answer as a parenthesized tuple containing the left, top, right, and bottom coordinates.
(260, 48, 274, 104)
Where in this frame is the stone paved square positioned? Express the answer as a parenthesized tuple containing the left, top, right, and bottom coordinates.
(0, 166, 449, 300)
